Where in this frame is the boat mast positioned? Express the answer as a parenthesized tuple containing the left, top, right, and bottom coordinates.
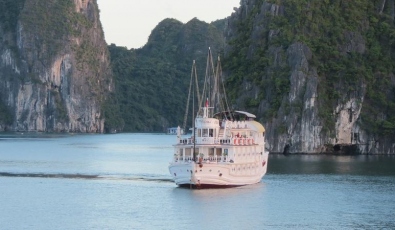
(203, 50, 232, 118)
(192, 62, 196, 162)
(199, 48, 216, 118)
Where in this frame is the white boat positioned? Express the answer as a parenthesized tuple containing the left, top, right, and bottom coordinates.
(168, 48, 269, 188)
(167, 127, 184, 135)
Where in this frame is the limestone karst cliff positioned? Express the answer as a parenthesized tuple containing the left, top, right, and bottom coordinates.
(0, 0, 115, 132)
(224, 0, 395, 154)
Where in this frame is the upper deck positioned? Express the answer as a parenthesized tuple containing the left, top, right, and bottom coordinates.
(176, 118, 265, 146)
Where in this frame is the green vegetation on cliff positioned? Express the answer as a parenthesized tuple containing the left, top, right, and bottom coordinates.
(225, 0, 395, 137)
(109, 18, 225, 132)
(225, 0, 291, 120)
(0, 0, 24, 33)
(17, 1, 73, 64)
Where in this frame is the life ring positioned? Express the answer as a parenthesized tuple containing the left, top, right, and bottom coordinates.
(234, 139, 238, 145)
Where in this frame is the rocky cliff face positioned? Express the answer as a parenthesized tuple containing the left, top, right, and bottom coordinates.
(0, 0, 112, 132)
(225, 0, 395, 154)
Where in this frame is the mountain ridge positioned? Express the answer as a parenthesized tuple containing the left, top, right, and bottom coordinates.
(1, 0, 394, 154)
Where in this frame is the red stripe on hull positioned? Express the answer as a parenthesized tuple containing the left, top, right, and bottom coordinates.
(178, 183, 247, 189)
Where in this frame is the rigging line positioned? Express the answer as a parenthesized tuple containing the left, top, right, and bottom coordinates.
(192, 64, 196, 163)
(194, 62, 201, 116)
(212, 55, 220, 114)
(202, 47, 216, 117)
(216, 55, 224, 113)
(215, 56, 226, 113)
(217, 55, 233, 120)
(199, 50, 210, 115)
(209, 49, 216, 117)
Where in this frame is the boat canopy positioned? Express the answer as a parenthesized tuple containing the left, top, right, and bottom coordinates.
(234, 110, 256, 118)
(249, 120, 265, 133)
(213, 110, 257, 121)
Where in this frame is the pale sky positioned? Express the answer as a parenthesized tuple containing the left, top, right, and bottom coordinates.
(97, 0, 240, 49)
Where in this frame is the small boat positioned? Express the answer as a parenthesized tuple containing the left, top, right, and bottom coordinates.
(168, 48, 269, 188)
(167, 127, 184, 135)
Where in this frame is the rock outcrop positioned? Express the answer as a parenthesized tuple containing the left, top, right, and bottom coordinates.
(0, 0, 113, 132)
(225, 0, 395, 154)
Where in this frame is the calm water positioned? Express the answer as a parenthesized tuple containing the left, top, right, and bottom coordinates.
(1, 133, 394, 230)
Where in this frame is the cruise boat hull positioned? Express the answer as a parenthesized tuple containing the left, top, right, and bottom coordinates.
(169, 151, 269, 188)
(168, 48, 269, 188)
(169, 148, 268, 188)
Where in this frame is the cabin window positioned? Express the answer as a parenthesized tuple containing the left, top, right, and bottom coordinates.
(185, 148, 191, 157)
(216, 148, 222, 156)
(209, 148, 214, 156)
(209, 129, 213, 137)
(202, 129, 208, 137)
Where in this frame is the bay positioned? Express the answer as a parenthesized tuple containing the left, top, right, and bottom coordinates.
(0, 133, 394, 230)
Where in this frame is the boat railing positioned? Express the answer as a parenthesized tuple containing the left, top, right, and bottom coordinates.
(203, 156, 227, 162)
(173, 156, 194, 162)
(219, 139, 231, 144)
(178, 137, 228, 145)
(179, 138, 194, 145)
(173, 156, 229, 163)
(229, 121, 247, 129)
(178, 137, 255, 146)
(231, 137, 255, 145)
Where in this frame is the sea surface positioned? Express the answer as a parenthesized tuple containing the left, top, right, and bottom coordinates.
(1, 133, 394, 230)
